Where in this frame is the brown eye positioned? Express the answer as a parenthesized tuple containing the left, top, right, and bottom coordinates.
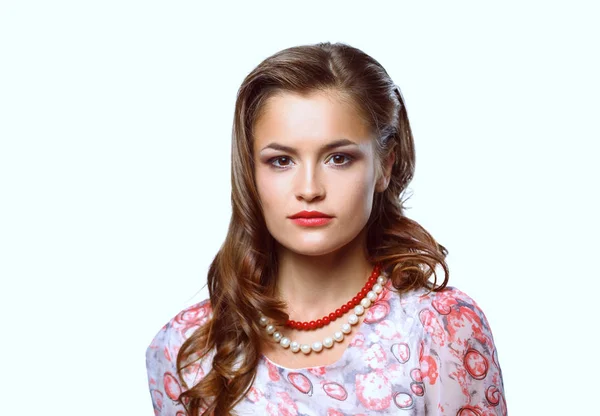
(278, 157, 291, 166)
(328, 154, 353, 166)
(270, 156, 293, 168)
(332, 155, 345, 164)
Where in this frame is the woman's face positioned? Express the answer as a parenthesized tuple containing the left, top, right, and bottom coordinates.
(253, 90, 385, 257)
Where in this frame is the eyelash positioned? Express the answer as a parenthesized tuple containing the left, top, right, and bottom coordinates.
(267, 153, 355, 170)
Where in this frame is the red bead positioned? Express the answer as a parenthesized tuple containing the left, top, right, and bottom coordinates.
(281, 265, 382, 331)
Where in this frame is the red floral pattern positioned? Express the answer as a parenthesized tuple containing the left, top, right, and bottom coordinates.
(146, 286, 506, 414)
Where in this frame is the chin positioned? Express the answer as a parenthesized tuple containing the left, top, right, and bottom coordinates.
(288, 245, 339, 257)
(277, 235, 354, 257)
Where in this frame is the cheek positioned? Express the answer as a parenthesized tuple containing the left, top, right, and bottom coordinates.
(358, 184, 376, 217)
(255, 171, 286, 215)
(332, 175, 376, 218)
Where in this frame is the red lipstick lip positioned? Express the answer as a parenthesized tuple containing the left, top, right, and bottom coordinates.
(289, 210, 332, 219)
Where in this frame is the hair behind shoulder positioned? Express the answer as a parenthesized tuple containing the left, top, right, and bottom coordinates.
(176, 41, 449, 415)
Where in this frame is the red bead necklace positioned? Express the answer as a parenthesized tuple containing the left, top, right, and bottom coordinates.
(285, 263, 383, 331)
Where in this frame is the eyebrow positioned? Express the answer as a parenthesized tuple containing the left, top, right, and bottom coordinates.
(260, 138, 359, 154)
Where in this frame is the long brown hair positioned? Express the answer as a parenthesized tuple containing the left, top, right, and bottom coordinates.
(176, 41, 449, 415)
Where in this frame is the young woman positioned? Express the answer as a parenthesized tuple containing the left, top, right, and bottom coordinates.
(146, 42, 507, 416)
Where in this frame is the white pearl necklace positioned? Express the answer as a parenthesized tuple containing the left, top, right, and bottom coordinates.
(259, 274, 388, 355)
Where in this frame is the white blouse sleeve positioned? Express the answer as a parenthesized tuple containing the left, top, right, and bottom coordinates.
(145, 320, 189, 415)
(419, 288, 507, 415)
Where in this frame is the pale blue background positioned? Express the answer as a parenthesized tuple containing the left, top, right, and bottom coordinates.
(1, 1, 598, 415)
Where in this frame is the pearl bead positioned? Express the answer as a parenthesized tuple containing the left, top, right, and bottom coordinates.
(280, 337, 291, 348)
(261, 265, 387, 356)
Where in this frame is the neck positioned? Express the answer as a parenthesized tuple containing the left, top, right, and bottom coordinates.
(274, 228, 374, 321)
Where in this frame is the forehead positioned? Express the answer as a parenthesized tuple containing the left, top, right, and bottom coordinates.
(253, 91, 373, 149)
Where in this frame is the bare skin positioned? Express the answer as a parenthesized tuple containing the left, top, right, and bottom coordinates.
(253, 90, 394, 369)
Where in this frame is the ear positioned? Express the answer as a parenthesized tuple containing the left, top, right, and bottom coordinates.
(376, 151, 395, 192)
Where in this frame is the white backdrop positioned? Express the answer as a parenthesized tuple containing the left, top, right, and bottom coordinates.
(1, 1, 598, 415)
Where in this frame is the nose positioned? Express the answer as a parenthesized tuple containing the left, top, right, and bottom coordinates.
(295, 163, 325, 202)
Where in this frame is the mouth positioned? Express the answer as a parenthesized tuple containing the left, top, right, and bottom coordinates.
(289, 210, 333, 219)
(288, 211, 333, 227)
(289, 217, 333, 227)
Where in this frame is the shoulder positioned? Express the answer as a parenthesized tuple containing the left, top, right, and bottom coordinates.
(147, 298, 213, 352)
(397, 289, 506, 413)
(394, 285, 495, 348)
(398, 285, 481, 310)
(145, 298, 213, 395)
(398, 285, 488, 319)
(391, 286, 506, 411)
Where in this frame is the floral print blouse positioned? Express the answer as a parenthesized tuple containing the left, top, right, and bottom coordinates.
(145, 281, 507, 415)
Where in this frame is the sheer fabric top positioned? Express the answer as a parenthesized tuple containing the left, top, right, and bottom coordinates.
(145, 281, 507, 415)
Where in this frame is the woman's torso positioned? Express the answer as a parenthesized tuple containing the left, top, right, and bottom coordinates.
(146, 282, 506, 415)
